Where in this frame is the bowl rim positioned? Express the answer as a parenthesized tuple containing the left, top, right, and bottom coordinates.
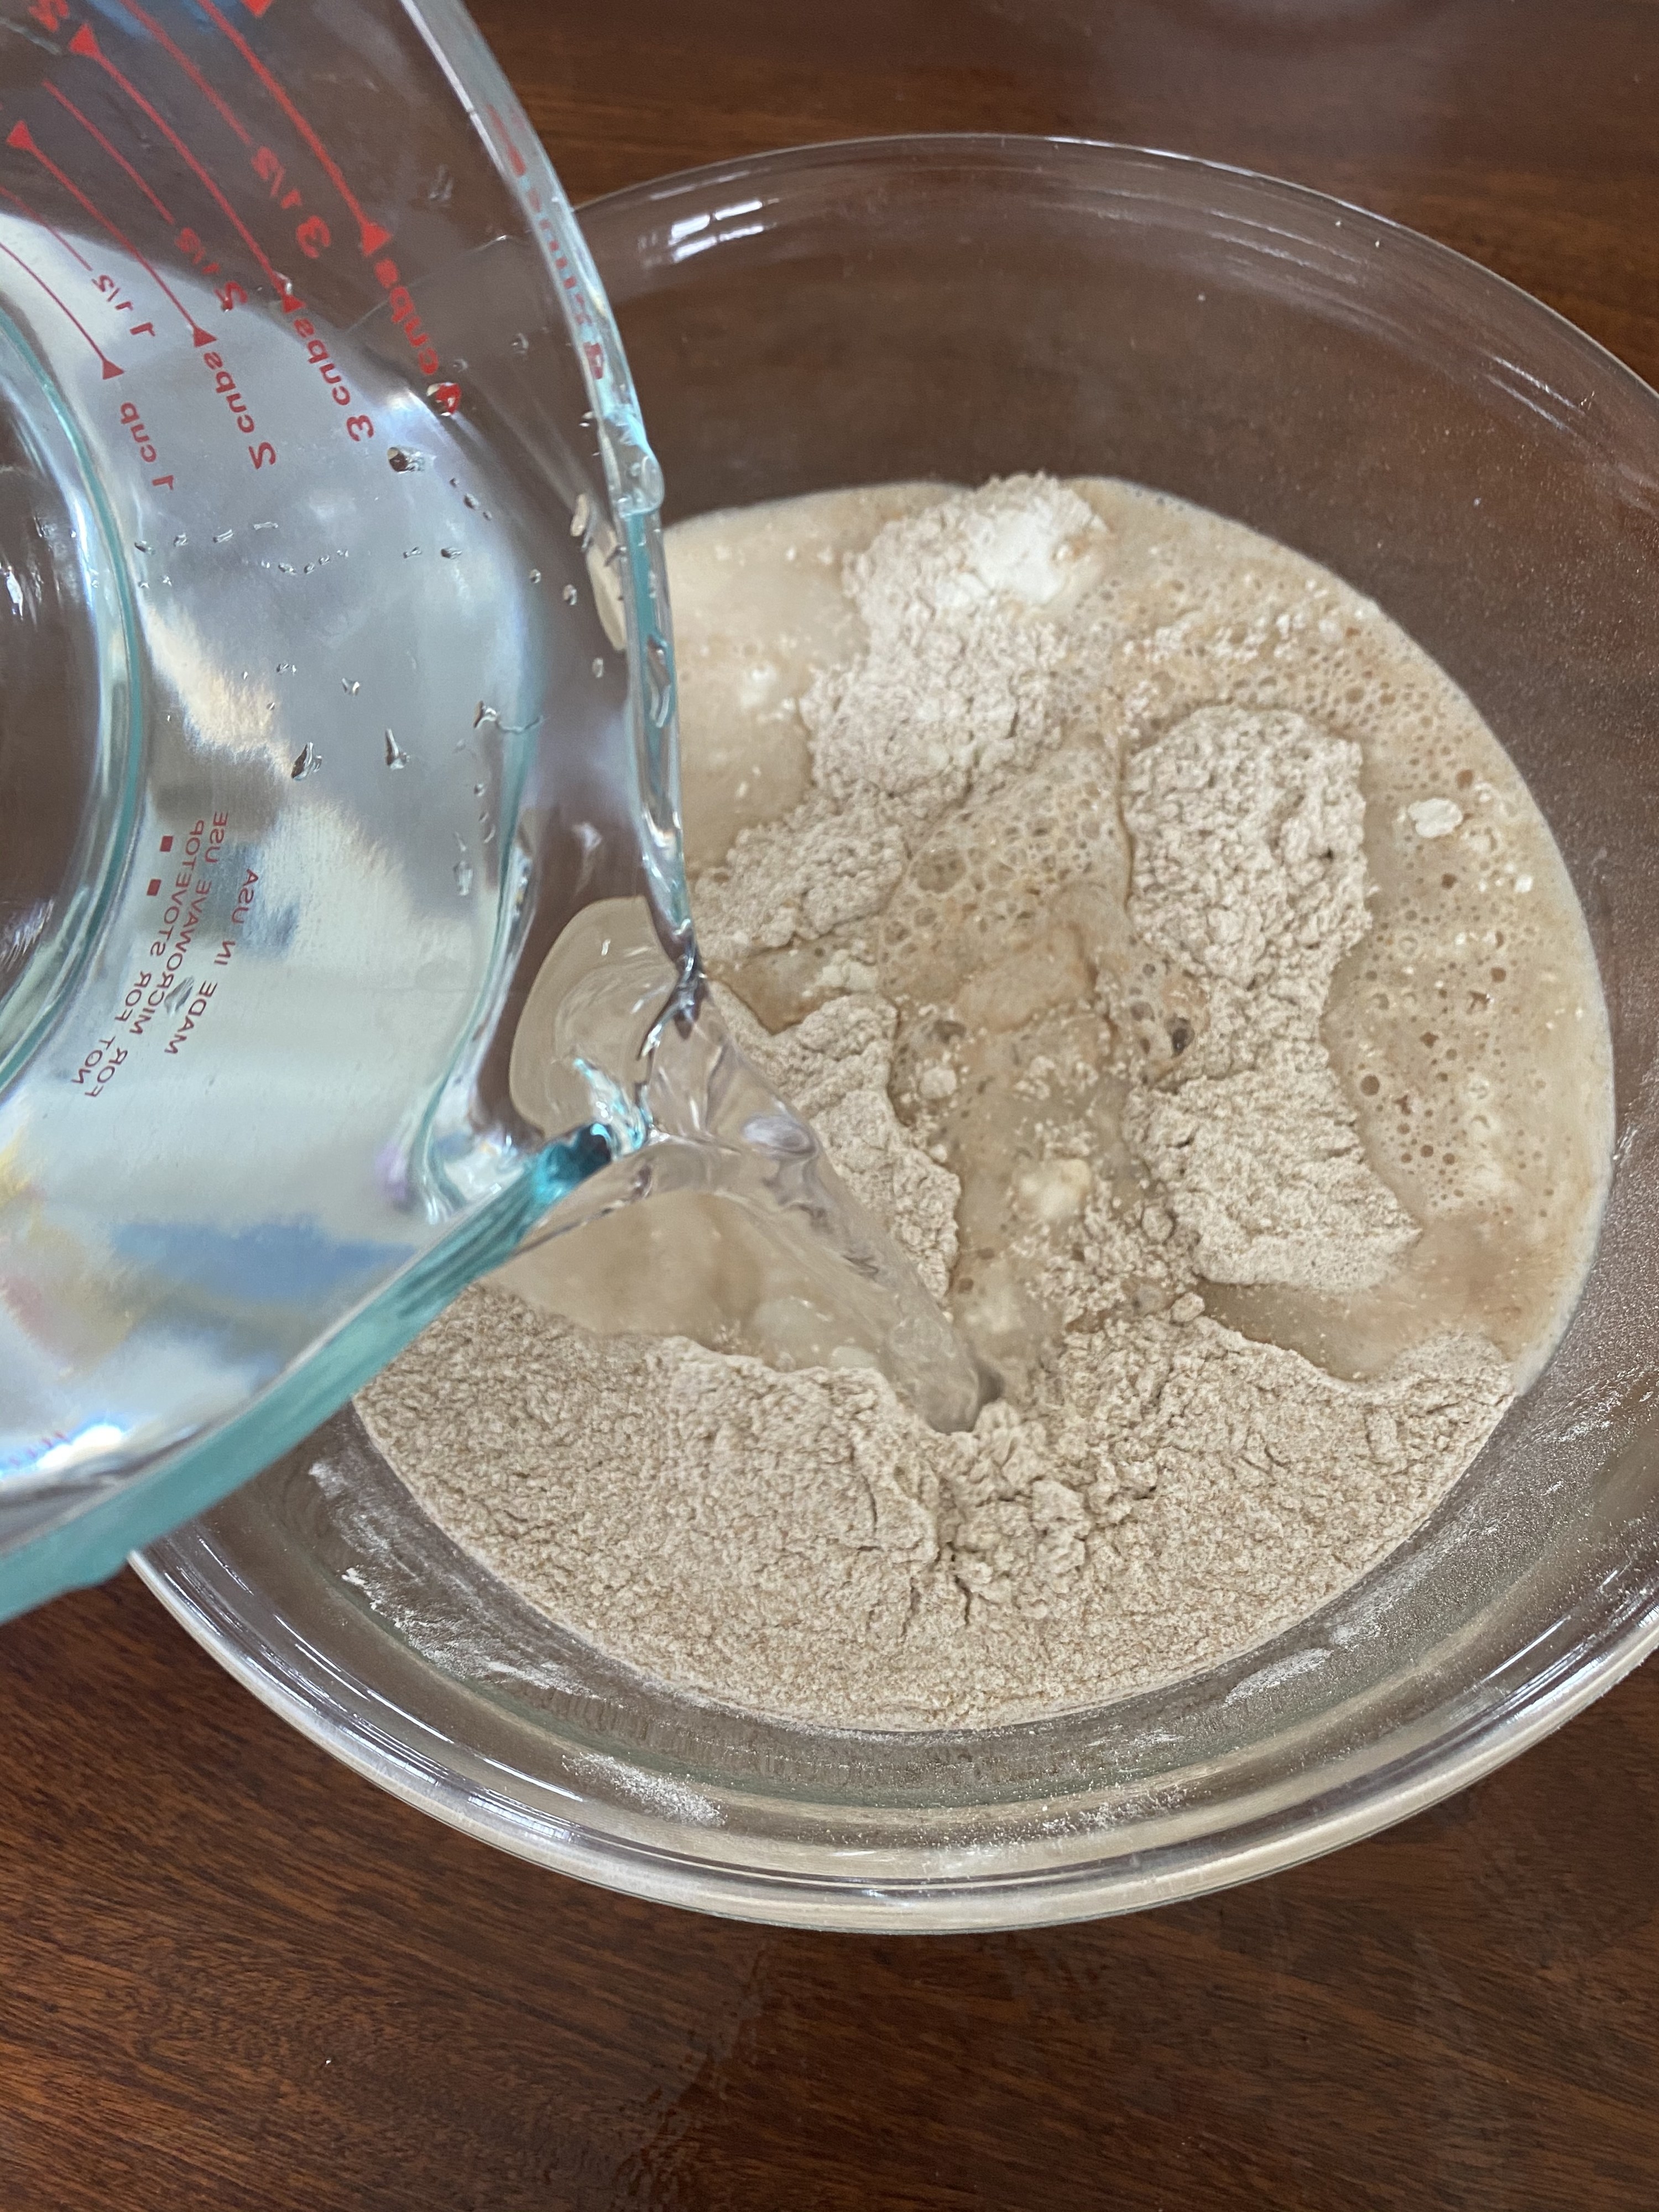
(131, 1546, 1659, 1931)
(587, 123, 1659, 421)
(138, 129, 1659, 1931)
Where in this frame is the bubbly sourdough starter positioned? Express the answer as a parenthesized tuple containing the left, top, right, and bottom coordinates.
(361, 477, 1613, 1730)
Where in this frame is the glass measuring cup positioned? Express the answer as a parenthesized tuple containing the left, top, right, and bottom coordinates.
(0, 0, 692, 1616)
(0, 0, 982, 1621)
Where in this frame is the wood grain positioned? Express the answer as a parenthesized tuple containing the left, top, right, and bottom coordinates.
(4, 1574, 1659, 2210)
(8, 4, 1659, 2206)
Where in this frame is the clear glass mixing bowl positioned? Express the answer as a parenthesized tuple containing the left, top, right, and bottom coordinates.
(137, 138, 1659, 1931)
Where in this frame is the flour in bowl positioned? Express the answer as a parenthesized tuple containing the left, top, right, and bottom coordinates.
(359, 476, 1612, 1729)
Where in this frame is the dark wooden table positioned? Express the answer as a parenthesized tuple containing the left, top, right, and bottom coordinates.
(8, 4, 1659, 2206)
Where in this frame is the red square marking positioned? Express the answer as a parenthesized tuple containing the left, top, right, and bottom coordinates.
(159, 834, 174, 852)
(146, 878, 161, 896)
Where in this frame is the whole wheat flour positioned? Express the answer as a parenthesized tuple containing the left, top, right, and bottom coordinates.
(358, 476, 1609, 1731)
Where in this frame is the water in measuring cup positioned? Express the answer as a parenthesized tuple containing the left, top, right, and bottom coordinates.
(0, 187, 977, 1514)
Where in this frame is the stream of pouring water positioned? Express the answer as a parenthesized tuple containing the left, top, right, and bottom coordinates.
(503, 900, 985, 1434)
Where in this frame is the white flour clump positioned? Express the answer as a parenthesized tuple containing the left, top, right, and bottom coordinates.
(1123, 707, 1417, 1293)
(692, 475, 1083, 974)
(361, 476, 1522, 1731)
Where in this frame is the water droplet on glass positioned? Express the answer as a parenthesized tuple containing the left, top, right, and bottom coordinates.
(384, 729, 408, 769)
(562, 582, 578, 607)
(473, 702, 498, 729)
(342, 678, 360, 695)
(134, 540, 151, 554)
(173, 533, 188, 547)
(741, 1113, 816, 1159)
(644, 632, 673, 726)
(387, 447, 423, 474)
(277, 661, 296, 674)
(570, 493, 592, 542)
(591, 656, 604, 679)
(213, 528, 233, 543)
(472, 780, 485, 797)
(278, 562, 295, 575)
(627, 450, 665, 504)
(511, 331, 529, 355)
(290, 743, 319, 780)
(453, 837, 473, 895)
(253, 520, 278, 532)
(427, 164, 454, 206)
(528, 567, 541, 583)
(403, 547, 421, 559)
(452, 356, 468, 372)
(440, 546, 456, 560)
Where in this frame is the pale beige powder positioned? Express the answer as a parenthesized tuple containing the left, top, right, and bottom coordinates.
(358, 476, 1609, 1730)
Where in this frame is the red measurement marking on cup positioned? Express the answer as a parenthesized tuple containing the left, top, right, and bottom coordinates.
(59, 4, 449, 421)
(43, 80, 173, 225)
(253, 144, 291, 205)
(118, 393, 165, 467)
(71, 1032, 128, 1095)
(197, 0, 391, 257)
(68, 815, 228, 1097)
(478, 102, 607, 391)
(0, 179, 92, 269)
(215, 864, 258, 966)
(161, 976, 217, 1056)
(484, 104, 527, 180)
(90, 18, 324, 270)
(175, 227, 220, 278)
(96, 275, 159, 346)
(114, 0, 254, 149)
(0, 232, 122, 375)
(242, 144, 328, 254)
(66, 24, 286, 299)
(6, 119, 213, 344)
